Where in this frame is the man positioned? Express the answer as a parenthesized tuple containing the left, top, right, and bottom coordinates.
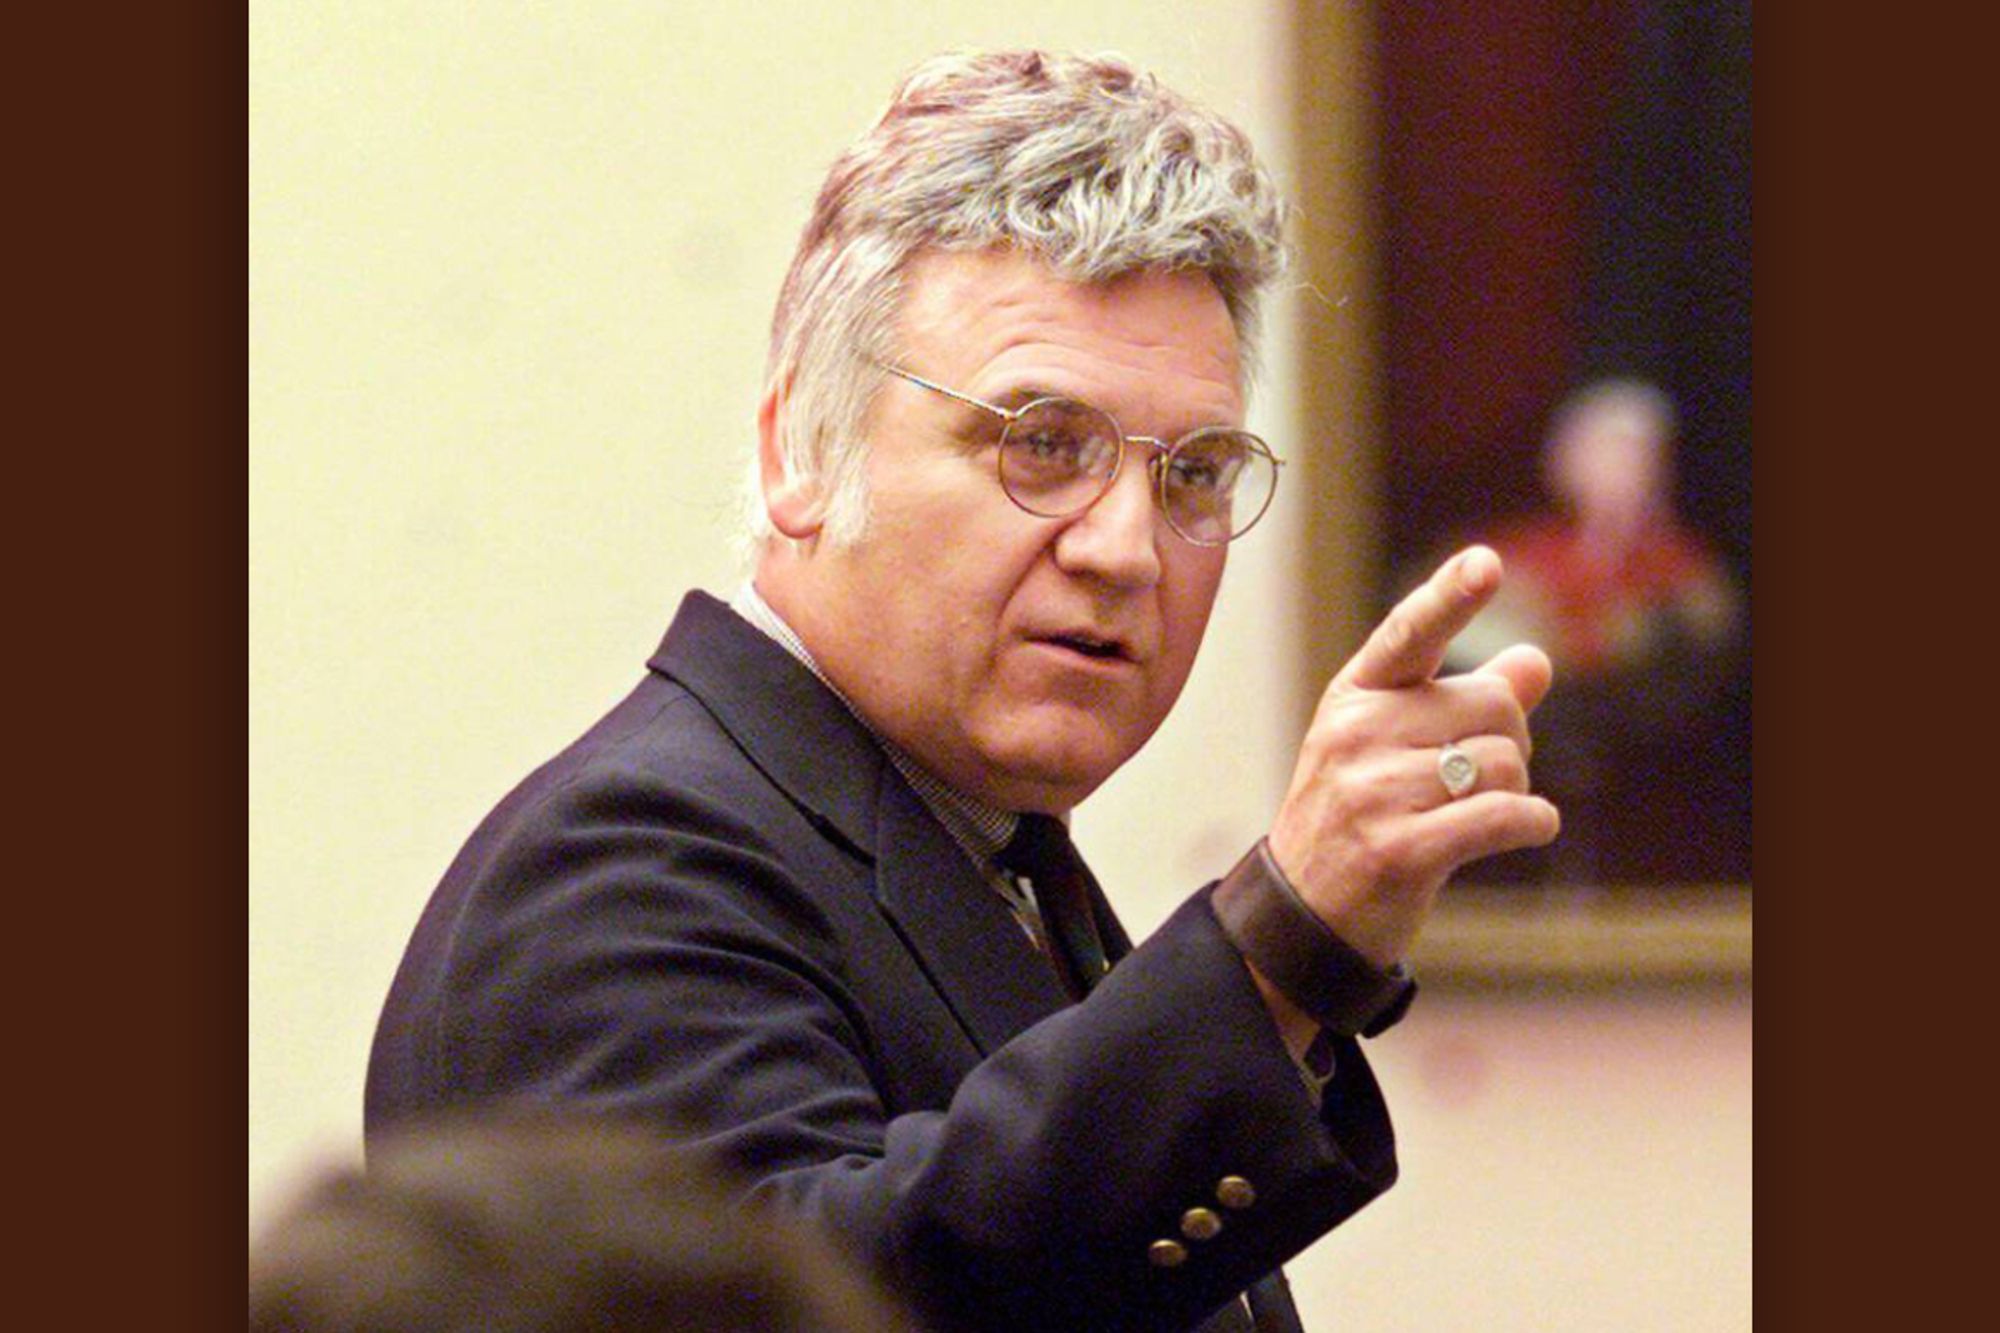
(367, 50, 1558, 1333)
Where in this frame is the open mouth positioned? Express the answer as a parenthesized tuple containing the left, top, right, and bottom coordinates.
(1042, 633, 1131, 662)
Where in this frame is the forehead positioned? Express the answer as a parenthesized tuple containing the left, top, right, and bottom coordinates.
(892, 248, 1245, 429)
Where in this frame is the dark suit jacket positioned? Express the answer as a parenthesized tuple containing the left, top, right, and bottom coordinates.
(366, 592, 1399, 1332)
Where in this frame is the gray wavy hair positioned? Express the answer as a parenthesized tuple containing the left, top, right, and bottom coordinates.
(751, 49, 1290, 549)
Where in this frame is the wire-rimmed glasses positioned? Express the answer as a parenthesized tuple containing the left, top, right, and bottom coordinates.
(878, 364, 1283, 546)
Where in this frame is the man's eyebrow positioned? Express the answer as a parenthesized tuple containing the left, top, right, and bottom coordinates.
(924, 382, 1060, 430)
(982, 382, 1064, 411)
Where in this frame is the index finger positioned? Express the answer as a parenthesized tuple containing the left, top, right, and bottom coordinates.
(1336, 545, 1503, 691)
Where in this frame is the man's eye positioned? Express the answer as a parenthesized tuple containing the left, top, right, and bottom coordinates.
(1167, 454, 1230, 492)
(1017, 430, 1086, 467)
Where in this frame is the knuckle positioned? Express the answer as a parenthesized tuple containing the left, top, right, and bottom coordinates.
(1488, 746, 1529, 792)
(1313, 691, 1387, 752)
(1366, 821, 1429, 886)
(1469, 672, 1524, 723)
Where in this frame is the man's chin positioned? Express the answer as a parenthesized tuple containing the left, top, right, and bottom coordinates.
(968, 713, 1155, 812)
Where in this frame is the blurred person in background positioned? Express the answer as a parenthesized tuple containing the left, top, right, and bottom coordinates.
(1444, 382, 1739, 884)
(250, 1111, 919, 1333)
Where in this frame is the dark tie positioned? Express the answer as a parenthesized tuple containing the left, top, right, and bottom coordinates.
(998, 813, 1111, 998)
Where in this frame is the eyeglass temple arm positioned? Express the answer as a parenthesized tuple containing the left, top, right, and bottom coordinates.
(877, 364, 1019, 423)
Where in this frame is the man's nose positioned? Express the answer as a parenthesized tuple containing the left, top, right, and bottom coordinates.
(1050, 455, 1164, 588)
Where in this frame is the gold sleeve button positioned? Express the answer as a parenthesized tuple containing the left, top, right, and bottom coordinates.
(1180, 1207, 1223, 1241)
(1216, 1176, 1256, 1210)
(1148, 1239, 1189, 1268)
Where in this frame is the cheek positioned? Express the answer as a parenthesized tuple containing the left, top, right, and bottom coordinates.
(893, 529, 1036, 682)
(936, 511, 1054, 616)
(1160, 558, 1226, 668)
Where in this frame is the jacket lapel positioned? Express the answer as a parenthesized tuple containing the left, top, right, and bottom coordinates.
(871, 770, 1074, 1055)
(649, 592, 884, 858)
(653, 591, 1073, 1055)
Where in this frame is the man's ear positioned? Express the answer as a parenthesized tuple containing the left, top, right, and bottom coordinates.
(757, 382, 827, 540)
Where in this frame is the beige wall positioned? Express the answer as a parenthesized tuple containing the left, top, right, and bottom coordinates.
(249, 4, 1749, 1328)
(1305, 987, 1752, 1330)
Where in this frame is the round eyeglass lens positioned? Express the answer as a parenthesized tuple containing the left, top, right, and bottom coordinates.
(999, 399, 1123, 516)
(1160, 430, 1277, 544)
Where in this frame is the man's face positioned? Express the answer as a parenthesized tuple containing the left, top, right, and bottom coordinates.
(762, 247, 1242, 813)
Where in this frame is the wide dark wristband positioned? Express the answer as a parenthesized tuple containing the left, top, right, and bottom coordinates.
(1210, 838, 1417, 1038)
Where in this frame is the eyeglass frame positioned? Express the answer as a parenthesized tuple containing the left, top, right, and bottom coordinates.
(874, 362, 1284, 546)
